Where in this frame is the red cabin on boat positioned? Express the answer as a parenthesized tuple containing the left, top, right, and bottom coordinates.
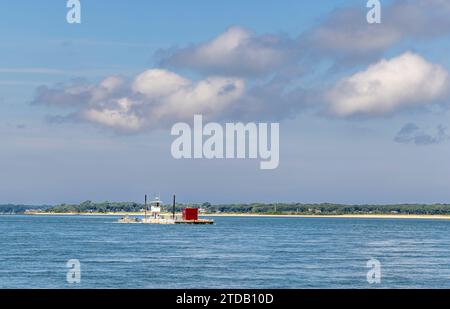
(182, 208, 198, 221)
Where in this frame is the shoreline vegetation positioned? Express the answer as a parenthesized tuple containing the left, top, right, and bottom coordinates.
(2, 201, 450, 219)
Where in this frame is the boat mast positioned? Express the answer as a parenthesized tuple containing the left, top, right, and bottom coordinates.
(173, 194, 176, 220)
(144, 194, 147, 221)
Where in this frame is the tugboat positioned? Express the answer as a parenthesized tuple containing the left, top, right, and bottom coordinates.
(118, 195, 214, 225)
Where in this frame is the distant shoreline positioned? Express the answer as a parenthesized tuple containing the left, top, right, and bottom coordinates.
(23, 212, 450, 220)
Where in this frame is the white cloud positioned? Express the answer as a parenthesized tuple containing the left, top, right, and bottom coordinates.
(132, 69, 190, 98)
(160, 27, 296, 76)
(151, 76, 244, 120)
(327, 52, 449, 116)
(82, 97, 144, 132)
(33, 69, 245, 133)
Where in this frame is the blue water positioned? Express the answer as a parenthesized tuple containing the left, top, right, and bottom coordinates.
(1, 215, 450, 288)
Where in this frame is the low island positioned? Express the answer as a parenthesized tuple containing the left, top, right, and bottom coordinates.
(2, 201, 450, 220)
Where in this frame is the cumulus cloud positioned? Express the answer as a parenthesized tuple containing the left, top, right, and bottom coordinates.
(159, 26, 297, 77)
(32, 69, 245, 133)
(394, 123, 449, 145)
(307, 0, 450, 60)
(307, 8, 399, 57)
(327, 52, 449, 117)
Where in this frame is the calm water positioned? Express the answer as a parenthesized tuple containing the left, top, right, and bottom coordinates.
(0, 215, 450, 288)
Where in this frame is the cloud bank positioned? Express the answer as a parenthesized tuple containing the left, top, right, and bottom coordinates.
(31, 0, 450, 134)
(33, 70, 244, 133)
(307, 0, 450, 60)
(160, 0, 450, 73)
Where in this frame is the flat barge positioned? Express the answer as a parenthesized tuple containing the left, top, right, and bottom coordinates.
(174, 219, 214, 225)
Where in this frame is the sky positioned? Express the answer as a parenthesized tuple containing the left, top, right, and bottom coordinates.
(1, 0, 450, 205)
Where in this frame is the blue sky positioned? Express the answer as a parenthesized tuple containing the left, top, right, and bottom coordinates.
(1, 0, 450, 205)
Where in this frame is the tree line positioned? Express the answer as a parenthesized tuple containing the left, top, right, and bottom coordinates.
(3, 201, 450, 215)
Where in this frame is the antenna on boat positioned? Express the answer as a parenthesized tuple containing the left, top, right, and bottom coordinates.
(173, 194, 176, 220)
(144, 194, 147, 221)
